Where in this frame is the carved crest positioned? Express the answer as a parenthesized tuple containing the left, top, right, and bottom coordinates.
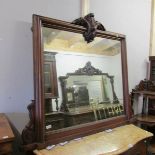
(72, 13, 106, 43)
(133, 79, 155, 91)
(75, 61, 102, 75)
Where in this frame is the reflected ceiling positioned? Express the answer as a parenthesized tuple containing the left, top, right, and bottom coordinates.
(43, 27, 121, 56)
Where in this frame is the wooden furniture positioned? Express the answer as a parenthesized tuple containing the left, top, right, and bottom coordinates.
(149, 56, 155, 82)
(131, 90, 155, 115)
(130, 80, 155, 125)
(148, 56, 155, 115)
(130, 58, 155, 119)
(148, 56, 155, 117)
(33, 124, 153, 155)
(131, 80, 155, 154)
(0, 113, 15, 155)
(44, 52, 59, 113)
(22, 14, 132, 153)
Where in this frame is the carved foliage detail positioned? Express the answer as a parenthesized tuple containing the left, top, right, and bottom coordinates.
(75, 61, 102, 75)
(72, 13, 106, 43)
(133, 79, 155, 92)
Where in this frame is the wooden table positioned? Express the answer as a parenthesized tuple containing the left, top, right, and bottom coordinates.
(34, 124, 153, 155)
(0, 113, 15, 155)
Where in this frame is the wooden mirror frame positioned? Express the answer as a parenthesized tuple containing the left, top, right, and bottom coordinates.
(22, 14, 131, 151)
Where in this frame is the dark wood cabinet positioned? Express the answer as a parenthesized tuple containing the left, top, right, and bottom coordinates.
(149, 56, 155, 81)
(130, 58, 155, 116)
(120, 140, 147, 155)
(148, 97, 155, 115)
(148, 56, 155, 115)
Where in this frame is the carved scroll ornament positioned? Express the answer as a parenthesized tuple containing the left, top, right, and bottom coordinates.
(75, 61, 102, 75)
(72, 13, 106, 43)
(22, 100, 35, 144)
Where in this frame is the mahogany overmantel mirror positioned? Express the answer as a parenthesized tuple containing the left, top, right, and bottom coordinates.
(22, 14, 131, 151)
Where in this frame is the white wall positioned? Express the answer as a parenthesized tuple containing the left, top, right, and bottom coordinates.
(90, 0, 152, 90)
(0, 0, 80, 133)
(0, 0, 151, 132)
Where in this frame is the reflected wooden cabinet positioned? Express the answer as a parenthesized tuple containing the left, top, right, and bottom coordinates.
(43, 52, 60, 131)
(43, 52, 59, 113)
(45, 112, 64, 131)
(148, 99, 155, 115)
(44, 52, 58, 98)
(64, 112, 95, 126)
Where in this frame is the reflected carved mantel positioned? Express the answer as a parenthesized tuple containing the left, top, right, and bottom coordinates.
(75, 61, 102, 75)
(59, 61, 119, 112)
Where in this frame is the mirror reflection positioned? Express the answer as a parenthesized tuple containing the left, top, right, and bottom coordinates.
(42, 27, 124, 131)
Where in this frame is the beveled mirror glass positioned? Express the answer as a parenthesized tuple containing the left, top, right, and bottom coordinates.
(42, 27, 124, 131)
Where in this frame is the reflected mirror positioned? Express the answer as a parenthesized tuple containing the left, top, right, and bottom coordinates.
(42, 27, 124, 131)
